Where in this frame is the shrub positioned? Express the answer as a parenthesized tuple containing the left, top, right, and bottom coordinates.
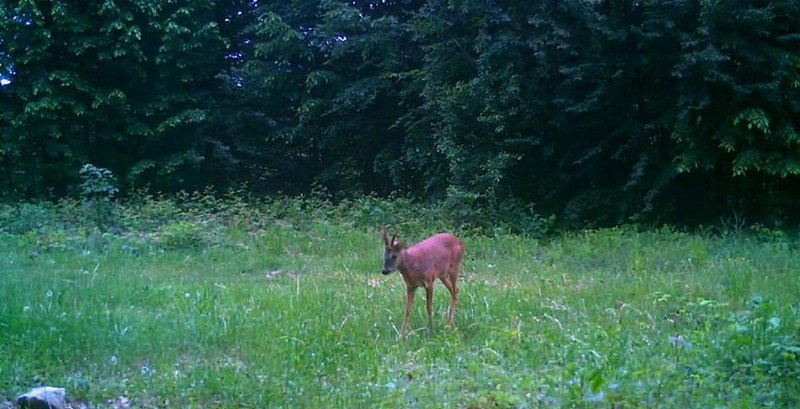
(157, 220, 205, 250)
(0, 202, 54, 234)
(714, 295, 800, 405)
(79, 164, 119, 228)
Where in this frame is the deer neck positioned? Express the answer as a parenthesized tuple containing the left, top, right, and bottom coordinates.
(396, 248, 411, 274)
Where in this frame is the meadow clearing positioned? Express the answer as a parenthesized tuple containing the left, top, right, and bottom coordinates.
(1, 197, 798, 408)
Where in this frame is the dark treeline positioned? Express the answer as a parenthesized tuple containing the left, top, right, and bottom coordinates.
(1, 0, 799, 226)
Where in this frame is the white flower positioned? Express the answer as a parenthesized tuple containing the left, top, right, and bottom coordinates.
(46, 290, 53, 298)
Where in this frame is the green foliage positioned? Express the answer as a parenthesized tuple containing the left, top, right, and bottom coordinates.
(79, 164, 119, 200)
(157, 220, 205, 250)
(714, 295, 800, 404)
(0, 0, 230, 197)
(1, 198, 799, 407)
(78, 163, 119, 228)
(2, 0, 800, 226)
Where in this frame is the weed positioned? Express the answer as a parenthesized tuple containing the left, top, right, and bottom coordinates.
(0, 198, 798, 407)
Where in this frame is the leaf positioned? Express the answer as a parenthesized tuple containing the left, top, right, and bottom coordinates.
(732, 150, 762, 176)
(733, 108, 771, 134)
(588, 368, 604, 393)
(698, 299, 717, 307)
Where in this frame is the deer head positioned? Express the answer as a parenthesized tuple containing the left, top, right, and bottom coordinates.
(381, 225, 404, 275)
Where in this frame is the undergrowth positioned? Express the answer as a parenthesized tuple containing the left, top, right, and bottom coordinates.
(0, 195, 798, 408)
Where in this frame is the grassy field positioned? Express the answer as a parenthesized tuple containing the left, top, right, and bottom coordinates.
(1, 198, 799, 407)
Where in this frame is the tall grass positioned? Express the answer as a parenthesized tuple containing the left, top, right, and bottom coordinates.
(1, 197, 798, 407)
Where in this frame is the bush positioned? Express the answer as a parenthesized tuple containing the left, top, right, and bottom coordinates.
(157, 220, 205, 250)
(0, 202, 55, 234)
(79, 164, 119, 228)
(714, 295, 800, 405)
(0, 192, 555, 253)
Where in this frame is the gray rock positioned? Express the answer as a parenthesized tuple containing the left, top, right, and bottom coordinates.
(16, 387, 67, 409)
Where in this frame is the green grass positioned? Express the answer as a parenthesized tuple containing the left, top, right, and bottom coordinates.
(1, 201, 799, 408)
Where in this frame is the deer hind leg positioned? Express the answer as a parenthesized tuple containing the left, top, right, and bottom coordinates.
(440, 275, 458, 328)
(446, 260, 462, 327)
(401, 287, 415, 338)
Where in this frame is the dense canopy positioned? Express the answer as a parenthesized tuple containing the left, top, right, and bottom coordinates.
(2, 0, 799, 226)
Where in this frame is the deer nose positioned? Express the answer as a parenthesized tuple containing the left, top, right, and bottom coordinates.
(381, 269, 392, 275)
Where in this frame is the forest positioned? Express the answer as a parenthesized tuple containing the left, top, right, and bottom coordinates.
(2, 0, 799, 227)
(3, 2, 800, 407)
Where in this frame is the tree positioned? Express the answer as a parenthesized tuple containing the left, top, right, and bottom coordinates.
(0, 0, 229, 197)
(668, 0, 800, 221)
(2, 0, 799, 226)
(221, 0, 425, 196)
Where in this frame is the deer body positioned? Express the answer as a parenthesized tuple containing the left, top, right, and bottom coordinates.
(381, 228, 464, 337)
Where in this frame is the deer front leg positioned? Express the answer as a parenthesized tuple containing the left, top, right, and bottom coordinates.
(425, 284, 434, 331)
(401, 287, 415, 338)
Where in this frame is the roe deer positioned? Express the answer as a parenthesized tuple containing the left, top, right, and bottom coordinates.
(380, 225, 464, 337)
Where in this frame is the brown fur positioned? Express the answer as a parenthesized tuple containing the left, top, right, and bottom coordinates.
(381, 226, 465, 337)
